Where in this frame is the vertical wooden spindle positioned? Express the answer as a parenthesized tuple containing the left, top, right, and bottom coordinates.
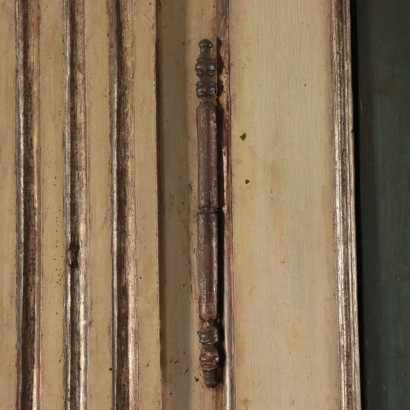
(195, 39, 221, 388)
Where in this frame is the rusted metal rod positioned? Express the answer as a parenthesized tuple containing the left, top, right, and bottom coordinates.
(195, 39, 221, 388)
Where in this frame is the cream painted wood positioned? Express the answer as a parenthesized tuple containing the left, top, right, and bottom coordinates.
(0, 1, 357, 408)
(85, 3, 162, 406)
(86, 1, 113, 407)
(230, 1, 340, 409)
(156, 0, 223, 408)
(0, 1, 17, 408)
(134, 1, 162, 408)
(0, 0, 162, 407)
(39, 0, 66, 407)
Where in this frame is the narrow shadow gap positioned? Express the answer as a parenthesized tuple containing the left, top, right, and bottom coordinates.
(349, 1, 367, 407)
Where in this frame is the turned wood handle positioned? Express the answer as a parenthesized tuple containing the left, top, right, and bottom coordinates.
(195, 39, 221, 388)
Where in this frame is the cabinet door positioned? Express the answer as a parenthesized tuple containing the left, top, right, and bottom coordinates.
(0, 1, 359, 409)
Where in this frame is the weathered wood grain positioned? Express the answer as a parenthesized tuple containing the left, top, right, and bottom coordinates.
(216, 1, 236, 407)
(15, 1, 41, 407)
(332, 1, 361, 408)
(64, 0, 89, 407)
(109, 1, 138, 408)
(0, 1, 17, 408)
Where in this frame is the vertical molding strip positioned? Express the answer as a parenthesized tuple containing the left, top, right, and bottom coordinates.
(216, 1, 236, 407)
(64, 0, 88, 408)
(109, 1, 138, 408)
(16, 1, 41, 408)
(332, 1, 361, 409)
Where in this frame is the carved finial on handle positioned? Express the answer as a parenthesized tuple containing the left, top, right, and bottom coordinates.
(196, 39, 216, 100)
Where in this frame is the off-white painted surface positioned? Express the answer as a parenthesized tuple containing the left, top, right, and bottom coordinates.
(0, 1, 162, 407)
(87, 2, 113, 407)
(134, 1, 162, 408)
(0, 1, 344, 408)
(230, 1, 340, 409)
(39, 0, 65, 407)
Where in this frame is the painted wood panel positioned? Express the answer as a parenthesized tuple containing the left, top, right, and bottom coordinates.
(86, 1, 112, 407)
(0, 1, 358, 408)
(40, 0, 65, 407)
(133, 1, 162, 408)
(0, 1, 161, 408)
(230, 1, 341, 408)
